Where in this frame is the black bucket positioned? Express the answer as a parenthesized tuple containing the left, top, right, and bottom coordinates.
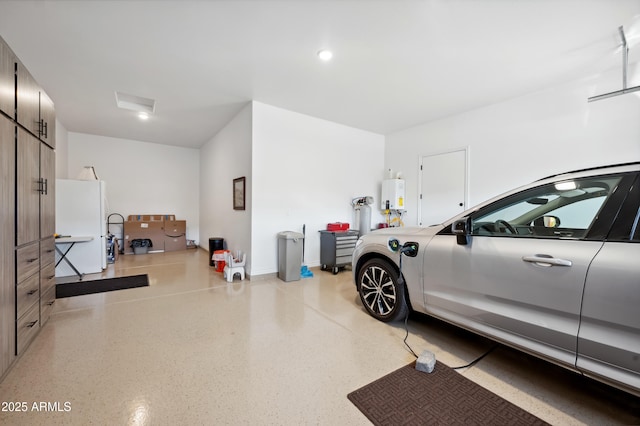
(209, 237, 224, 266)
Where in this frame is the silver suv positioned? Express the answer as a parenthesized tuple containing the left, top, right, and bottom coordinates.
(353, 162, 640, 396)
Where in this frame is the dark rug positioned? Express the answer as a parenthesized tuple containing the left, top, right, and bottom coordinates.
(348, 361, 549, 426)
(56, 274, 149, 298)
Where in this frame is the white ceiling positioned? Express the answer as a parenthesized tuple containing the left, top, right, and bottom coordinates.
(1, 0, 639, 148)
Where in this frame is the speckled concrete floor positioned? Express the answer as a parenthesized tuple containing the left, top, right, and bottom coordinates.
(1, 248, 638, 425)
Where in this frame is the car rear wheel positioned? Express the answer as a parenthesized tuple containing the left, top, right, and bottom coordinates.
(357, 258, 408, 322)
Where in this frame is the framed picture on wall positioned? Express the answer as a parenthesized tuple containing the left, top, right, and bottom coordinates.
(233, 177, 246, 210)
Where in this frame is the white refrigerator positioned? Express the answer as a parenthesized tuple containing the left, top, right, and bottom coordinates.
(55, 179, 107, 277)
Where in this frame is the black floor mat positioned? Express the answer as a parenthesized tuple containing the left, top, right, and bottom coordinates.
(55, 274, 149, 298)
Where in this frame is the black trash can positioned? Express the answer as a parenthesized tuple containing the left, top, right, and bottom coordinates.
(209, 237, 224, 266)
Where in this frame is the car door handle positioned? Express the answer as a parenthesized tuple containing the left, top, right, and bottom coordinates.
(522, 255, 572, 267)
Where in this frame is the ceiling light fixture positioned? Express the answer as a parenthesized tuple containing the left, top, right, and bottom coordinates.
(138, 112, 149, 120)
(317, 49, 333, 61)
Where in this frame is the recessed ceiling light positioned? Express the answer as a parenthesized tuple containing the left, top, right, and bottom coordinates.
(317, 49, 333, 61)
(138, 112, 149, 120)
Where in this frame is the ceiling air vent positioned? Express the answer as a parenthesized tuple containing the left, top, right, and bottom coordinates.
(115, 91, 156, 114)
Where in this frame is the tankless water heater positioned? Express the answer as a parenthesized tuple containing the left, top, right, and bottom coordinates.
(381, 179, 405, 210)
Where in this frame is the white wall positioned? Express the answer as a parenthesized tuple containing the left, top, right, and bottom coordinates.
(67, 132, 200, 243)
(251, 102, 385, 275)
(199, 103, 253, 269)
(61, 67, 639, 275)
(386, 66, 640, 226)
(54, 119, 68, 179)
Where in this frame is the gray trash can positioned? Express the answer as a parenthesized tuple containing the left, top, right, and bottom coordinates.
(277, 231, 304, 282)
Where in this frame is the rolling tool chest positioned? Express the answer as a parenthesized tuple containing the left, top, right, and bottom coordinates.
(319, 230, 359, 274)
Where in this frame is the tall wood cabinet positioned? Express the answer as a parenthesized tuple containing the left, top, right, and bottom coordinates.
(1, 35, 56, 381)
(17, 128, 41, 245)
(40, 145, 57, 326)
(39, 91, 56, 148)
(16, 59, 55, 149)
(0, 113, 16, 379)
(0, 40, 14, 116)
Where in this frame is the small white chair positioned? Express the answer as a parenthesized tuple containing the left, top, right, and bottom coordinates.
(223, 251, 246, 282)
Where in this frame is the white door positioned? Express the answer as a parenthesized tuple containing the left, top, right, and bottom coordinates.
(419, 149, 467, 226)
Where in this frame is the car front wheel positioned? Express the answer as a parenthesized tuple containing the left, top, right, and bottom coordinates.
(357, 258, 408, 322)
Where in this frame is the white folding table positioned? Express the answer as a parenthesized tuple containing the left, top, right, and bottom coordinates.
(55, 236, 94, 280)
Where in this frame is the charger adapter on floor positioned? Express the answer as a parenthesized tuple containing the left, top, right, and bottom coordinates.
(416, 349, 436, 373)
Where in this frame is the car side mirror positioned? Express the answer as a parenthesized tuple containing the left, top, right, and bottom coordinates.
(452, 218, 471, 245)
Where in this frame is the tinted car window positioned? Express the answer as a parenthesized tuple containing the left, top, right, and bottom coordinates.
(607, 174, 640, 242)
(471, 175, 622, 239)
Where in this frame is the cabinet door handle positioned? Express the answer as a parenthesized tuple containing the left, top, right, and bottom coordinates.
(27, 289, 38, 295)
(47, 300, 55, 306)
(38, 119, 48, 138)
(27, 257, 38, 263)
(26, 320, 38, 328)
(36, 178, 48, 194)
